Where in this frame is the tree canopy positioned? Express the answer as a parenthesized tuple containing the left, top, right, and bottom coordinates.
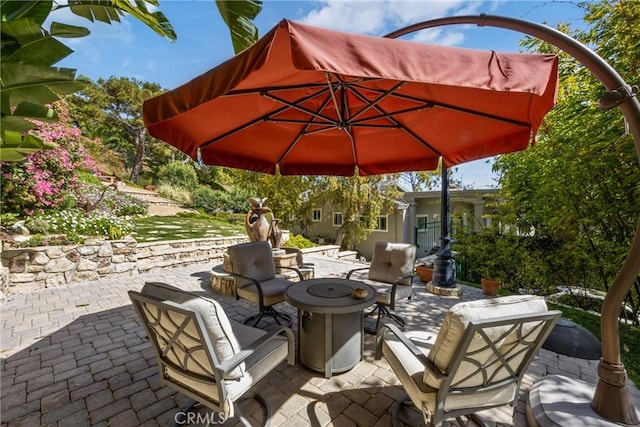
(493, 0, 639, 319)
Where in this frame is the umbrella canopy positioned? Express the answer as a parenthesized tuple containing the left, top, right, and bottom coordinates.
(143, 19, 558, 176)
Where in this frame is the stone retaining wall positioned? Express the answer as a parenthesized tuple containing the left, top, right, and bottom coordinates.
(1, 236, 250, 294)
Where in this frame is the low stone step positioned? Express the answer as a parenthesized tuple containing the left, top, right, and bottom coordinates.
(338, 250, 358, 260)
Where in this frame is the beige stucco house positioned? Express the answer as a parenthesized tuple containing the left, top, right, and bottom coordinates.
(304, 189, 499, 260)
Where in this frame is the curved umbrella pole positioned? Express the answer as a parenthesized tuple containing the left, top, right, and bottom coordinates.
(385, 14, 640, 425)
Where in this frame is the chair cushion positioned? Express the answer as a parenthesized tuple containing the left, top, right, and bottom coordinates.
(140, 282, 245, 380)
(427, 295, 548, 377)
(368, 242, 416, 286)
(235, 277, 292, 306)
(382, 330, 517, 414)
(229, 241, 277, 286)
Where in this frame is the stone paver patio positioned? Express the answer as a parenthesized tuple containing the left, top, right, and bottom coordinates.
(1, 255, 638, 426)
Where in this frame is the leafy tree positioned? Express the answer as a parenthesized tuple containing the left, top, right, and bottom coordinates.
(237, 171, 402, 249)
(399, 171, 439, 191)
(0, 0, 176, 162)
(324, 175, 403, 249)
(69, 77, 167, 182)
(493, 0, 640, 322)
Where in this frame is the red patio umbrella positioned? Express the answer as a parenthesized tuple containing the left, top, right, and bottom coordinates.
(143, 19, 558, 176)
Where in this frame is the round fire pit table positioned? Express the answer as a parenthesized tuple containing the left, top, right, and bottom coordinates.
(285, 278, 376, 377)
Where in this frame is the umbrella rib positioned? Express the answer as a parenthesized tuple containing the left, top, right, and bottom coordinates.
(263, 91, 337, 125)
(225, 82, 328, 96)
(349, 105, 433, 125)
(347, 81, 405, 123)
(348, 87, 442, 157)
(276, 91, 336, 165)
(329, 73, 357, 163)
(200, 105, 289, 149)
(201, 86, 338, 148)
(358, 85, 530, 127)
(325, 72, 345, 126)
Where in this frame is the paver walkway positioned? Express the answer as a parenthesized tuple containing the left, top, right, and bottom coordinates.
(1, 255, 638, 426)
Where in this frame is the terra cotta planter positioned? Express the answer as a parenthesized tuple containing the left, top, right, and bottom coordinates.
(481, 277, 500, 296)
(416, 265, 434, 283)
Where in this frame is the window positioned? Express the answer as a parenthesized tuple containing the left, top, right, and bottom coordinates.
(312, 208, 322, 222)
(374, 215, 388, 231)
(416, 215, 429, 229)
(333, 212, 343, 227)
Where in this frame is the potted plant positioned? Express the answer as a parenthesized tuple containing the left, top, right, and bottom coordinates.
(415, 260, 434, 283)
(460, 231, 513, 296)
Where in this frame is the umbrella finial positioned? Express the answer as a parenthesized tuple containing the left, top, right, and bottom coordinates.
(354, 165, 360, 177)
(275, 163, 281, 176)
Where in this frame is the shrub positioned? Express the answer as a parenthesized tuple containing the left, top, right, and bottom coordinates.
(0, 213, 20, 227)
(156, 184, 193, 205)
(25, 209, 135, 238)
(191, 185, 252, 213)
(19, 233, 84, 247)
(157, 161, 198, 191)
(286, 234, 316, 249)
(1, 101, 99, 214)
(191, 185, 222, 212)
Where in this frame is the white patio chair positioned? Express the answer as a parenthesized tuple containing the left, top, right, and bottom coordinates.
(346, 242, 417, 331)
(376, 295, 561, 426)
(129, 282, 294, 424)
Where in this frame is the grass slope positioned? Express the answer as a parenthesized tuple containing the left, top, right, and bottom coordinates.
(132, 213, 245, 242)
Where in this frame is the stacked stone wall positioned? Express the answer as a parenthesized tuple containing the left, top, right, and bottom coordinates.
(1, 236, 249, 294)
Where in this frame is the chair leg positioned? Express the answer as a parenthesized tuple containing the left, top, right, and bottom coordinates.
(391, 395, 428, 427)
(364, 304, 406, 334)
(466, 413, 490, 427)
(174, 391, 272, 427)
(236, 391, 272, 427)
(244, 306, 292, 328)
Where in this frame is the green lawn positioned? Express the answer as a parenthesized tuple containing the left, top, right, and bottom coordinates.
(132, 213, 245, 242)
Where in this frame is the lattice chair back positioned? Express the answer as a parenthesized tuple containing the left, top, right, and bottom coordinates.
(129, 290, 235, 413)
(129, 282, 297, 419)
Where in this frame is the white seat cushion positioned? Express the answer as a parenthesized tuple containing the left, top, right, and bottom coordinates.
(382, 330, 517, 414)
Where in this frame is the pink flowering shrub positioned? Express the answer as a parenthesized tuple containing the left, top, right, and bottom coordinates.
(1, 101, 100, 214)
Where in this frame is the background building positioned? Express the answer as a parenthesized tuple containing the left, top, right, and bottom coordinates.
(304, 189, 499, 259)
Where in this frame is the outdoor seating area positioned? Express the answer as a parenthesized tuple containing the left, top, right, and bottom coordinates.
(1, 254, 638, 426)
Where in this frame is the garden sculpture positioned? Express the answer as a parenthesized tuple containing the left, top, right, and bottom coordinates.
(245, 197, 272, 243)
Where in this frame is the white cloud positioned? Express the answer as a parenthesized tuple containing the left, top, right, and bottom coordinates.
(300, 0, 482, 44)
(47, 4, 136, 48)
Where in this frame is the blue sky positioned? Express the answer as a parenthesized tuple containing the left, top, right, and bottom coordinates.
(55, 0, 591, 188)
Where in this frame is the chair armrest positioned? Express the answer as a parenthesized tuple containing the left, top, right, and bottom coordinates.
(388, 273, 415, 308)
(375, 323, 444, 381)
(230, 273, 265, 304)
(346, 266, 369, 280)
(277, 265, 305, 281)
(218, 325, 295, 374)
